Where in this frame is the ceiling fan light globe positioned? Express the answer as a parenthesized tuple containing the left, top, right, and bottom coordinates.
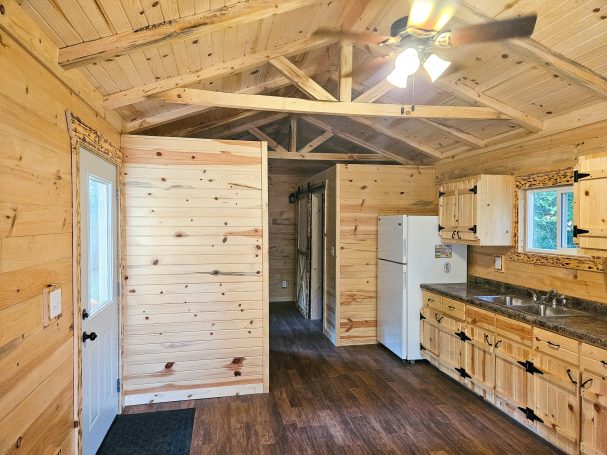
(423, 53, 451, 82)
(387, 68, 408, 88)
(394, 48, 421, 75)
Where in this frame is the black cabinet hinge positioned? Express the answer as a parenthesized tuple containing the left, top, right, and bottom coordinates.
(517, 407, 544, 423)
(573, 225, 590, 237)
(73, 420, 79, 429)
(517, 360, 543, 375)
(468, 185, 478, 194)
(117, 378, 121, 393)
(455, 331, 472, 342)
(420, 343, 426, 351)
(420, 313, 426, 321)
(438, 225, 445, 232)
(574, 170, 590, 182)
(438, 190, 446, 197)
(455, 367, 472, 379)
(468, 225, 477, 234)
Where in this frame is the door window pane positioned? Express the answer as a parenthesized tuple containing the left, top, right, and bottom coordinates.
(89, 175, 113, 313)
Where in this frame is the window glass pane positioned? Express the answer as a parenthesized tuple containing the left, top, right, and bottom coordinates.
(562, 191, 575, 249)
(89, 176, 112, 313)
(529, 190, 557, 250)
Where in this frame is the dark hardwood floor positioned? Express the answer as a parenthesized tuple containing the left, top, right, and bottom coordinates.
(125, 302, 563, 455)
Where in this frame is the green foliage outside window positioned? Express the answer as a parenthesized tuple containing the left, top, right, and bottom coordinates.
(529, 189, 574, 251)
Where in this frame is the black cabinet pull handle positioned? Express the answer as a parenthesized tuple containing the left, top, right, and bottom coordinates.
(566, 369, 577, 385)
(447, 305, 456, 310)
(435, 314, 444, 323)
(494, 340, 502, 348)
(546, 340, 560, 349)
(83, 332, 97, 342)
(581, 378, 593, 389)
(484, 334, 493, 347)
(601, 360, 607, 367)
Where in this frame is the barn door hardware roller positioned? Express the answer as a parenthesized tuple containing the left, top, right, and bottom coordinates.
(289, 182, 326, 203)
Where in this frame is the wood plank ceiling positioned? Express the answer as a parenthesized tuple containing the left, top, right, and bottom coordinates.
(19, 0, 607, 166)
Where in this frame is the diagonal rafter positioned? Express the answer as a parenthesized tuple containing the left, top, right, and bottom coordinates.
(59, 0, 323, 69)
(249, 127, 289, 153)
(298, 131, 334, 153)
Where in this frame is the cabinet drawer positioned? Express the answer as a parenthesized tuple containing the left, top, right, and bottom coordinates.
(422, 306, 443, 328)
(423, 291, 443, 311)
(533, 327, 579, 365)
(495, 315, 533, 346)
(442, 297, 465, 321)
(533, 352, 580, 391)
(466, 306, 495, 330)
(581, 343, 607, 375)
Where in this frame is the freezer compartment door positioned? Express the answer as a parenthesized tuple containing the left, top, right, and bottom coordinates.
(378, 215, 406, 263)
(377, 259, 407, 359)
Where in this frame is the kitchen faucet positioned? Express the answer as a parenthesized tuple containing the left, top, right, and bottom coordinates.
(540, 289, 559, 305)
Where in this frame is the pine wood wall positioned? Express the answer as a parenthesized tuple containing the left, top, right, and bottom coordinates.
(121, 135, 269, 405)
(0, 18, 120, 455)
(437, 120, 607, 304)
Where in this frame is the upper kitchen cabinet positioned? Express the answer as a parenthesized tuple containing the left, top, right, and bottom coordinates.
(439, 175, 515, 246)
(574, 152, 607, 257)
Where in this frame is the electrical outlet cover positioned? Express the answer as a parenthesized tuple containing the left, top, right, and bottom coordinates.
(49, 288, 62, 319)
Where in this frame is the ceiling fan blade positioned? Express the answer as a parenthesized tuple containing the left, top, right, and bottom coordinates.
(341, 54, 396, 79)
(312, 28, 395, 46)
(407, 0, 459, 32)
(447, 15, 538, 47)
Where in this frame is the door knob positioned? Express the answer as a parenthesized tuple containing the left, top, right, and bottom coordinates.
(83, 331, 97, 342)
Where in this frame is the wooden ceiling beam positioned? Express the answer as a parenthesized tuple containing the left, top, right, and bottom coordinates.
(353, 79, 394, 103)
(268, 151, 386, 161)
(153, 88, 509, 119)
(298, 131, 334, 153)
(458, 3, 607, 99)
(59, 0, 323, 69)
(417, 119, 487, 148)
(301, 116, 413, 164)
(435, 80, 544, 131)
(289, 116, 298, 152)
(269, 56, 336, 101)
(126, 60, 328, 132)
(249, 127, 289, 153)
(170, 111, 260, 137)
(338, 41, 353, 102)
(197, 112, 288, 139)
(104, 35, 335, 109)
(440, 100, 607, 162)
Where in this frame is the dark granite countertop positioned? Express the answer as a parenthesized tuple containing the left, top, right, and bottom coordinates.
(421, 280, 607, 350)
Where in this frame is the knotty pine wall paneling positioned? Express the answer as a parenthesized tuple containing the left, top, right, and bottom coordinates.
(0, 6, 121, 454)
(300, 165, 437, 346)
(338, 165, 437, 345)
(121, 135, 269, 405)
(437, 120, 607, 304)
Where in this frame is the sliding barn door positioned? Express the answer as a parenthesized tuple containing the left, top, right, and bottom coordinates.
(121, 135, 269, 405)
(296, 195, 311, 318)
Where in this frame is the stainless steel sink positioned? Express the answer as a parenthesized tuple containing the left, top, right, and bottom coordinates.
(476, 295, 582, 317)
(516, 305, 581, 317)
(477, 295, 531, 306)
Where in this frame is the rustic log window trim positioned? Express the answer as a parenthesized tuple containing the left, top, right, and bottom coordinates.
(509, 169, 604, 272)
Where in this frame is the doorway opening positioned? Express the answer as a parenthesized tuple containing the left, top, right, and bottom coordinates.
(295, 184, 326, 324)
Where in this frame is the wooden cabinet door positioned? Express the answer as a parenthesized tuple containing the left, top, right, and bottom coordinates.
(575, 152, 607, 256)
(439, 182, 458, 241)
(455, 178, 478, 241)
(438, 315, 464, 382)
(494, 337, 532, 426)
(420, 307, 440, 366)
(581, 371, 607, 455)
(463, 324, 495, 402)
(531, 353, 580, 455)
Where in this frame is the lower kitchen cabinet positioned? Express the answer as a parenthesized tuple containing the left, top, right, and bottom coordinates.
(418, 291, 607, 455)
(580, 343, 607, 455)
(531, 352, 580, 454)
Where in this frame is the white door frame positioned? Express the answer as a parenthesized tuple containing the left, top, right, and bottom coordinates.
(71, 136, 123, 454)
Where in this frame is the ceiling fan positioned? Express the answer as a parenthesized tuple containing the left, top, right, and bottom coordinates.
(316, 0, 537, 88)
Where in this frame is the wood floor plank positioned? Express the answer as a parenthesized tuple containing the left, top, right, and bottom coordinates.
(124, 303, 563, 455)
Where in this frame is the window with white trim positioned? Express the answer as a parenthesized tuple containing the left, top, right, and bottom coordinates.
(521, 185, 577, 256)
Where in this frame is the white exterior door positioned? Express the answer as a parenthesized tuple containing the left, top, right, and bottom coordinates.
(80, 148, 120, 455)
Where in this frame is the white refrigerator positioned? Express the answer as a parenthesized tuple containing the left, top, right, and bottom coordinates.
(377, 215, 467, 361)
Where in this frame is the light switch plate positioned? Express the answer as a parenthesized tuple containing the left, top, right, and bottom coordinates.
(281, 280, 288, 289)
(494, 255, 504, 273)
(43, 285, 63, 326)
